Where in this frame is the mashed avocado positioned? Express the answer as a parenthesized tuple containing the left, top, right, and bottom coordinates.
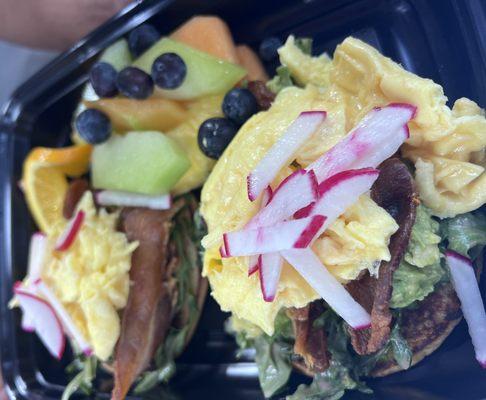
(391, 205, 445, 309)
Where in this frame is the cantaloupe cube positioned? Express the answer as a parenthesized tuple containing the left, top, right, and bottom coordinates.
(171, 16, 238, 63)
(236, 45, 268, 82)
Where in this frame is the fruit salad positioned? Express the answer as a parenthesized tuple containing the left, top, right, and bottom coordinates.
(12, 15, 270, 400)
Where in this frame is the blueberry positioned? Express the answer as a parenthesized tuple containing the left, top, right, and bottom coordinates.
(116, 67, 154, 99)
(222, 88, 258, 125)
(151, 53, 187, 89)
(198, 118, 238, 159)
(128, 24, 160, 58)
(89, 62, 118, 98)
(259, 37, 282, 62)
(75, 109, 111, 144)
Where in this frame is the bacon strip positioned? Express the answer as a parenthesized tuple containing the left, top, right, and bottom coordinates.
(112, 204, 181, 400)
(63, 179, 89, 219)
(288, 301, 329, 373)
(346, 159, 418, 355)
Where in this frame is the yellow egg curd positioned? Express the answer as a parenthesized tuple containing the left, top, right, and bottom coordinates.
(41, 192, 138, 360)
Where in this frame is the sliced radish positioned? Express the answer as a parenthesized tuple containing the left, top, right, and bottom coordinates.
(259, 253, 283, 302)
(297, 168, 379, 242)
(446, 251, 486, 368)
(246, 169, 318, 230)
(96, 190, 171, 210)
(248, 185, 274, 276)
(248, 256, 260, 276)
(55, 210, 85, 251)
(223, 215, 327, 257)
(307, 104, 415, 183)
(27, 232, 48, 281)
(282, 248, 371, 329)
(36, 280, 93, 356)
(247, 111, 326, 201)
(15, 280, 40, 331)
(14, 288, 65, 359)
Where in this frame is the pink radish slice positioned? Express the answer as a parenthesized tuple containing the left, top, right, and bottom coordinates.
(282, 248, 371, 329)
(248, 256, 260, 276)
(96, 190, 171, 210)
(223, 215, 326, 257)
(36, 280, 93, 356)
(55, 210, 85, 251)
(307, 104, 415, 183)
(259, 253, 283, 302)
(14, 288, 66, 359)
(261, 185, 273, 206)
(219, 245, 228, 258)
(246, 170, 318, 230)
(298, 168, 379, 242)
(247, 111, 326, 201)
(446, 251, 486, 368)
(248, 185, 273, 275)
(16, 281, 39, 331)
(27, 232, 48, 280)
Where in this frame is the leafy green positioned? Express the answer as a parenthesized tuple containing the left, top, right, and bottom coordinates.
(287, 311, 412, 400)
(254, 335, 293, 398)
(404, 205, 441, 268)
(391, 260, 445, 308)
(389, 322, 412, 370)
(288, 360, 367, 400)
(288, 311, 371, 400)
(267, 66, 293, 93)
(62, 356, 97, 400)
(294, 37, 313, 55)
(440, 211, 486, 257)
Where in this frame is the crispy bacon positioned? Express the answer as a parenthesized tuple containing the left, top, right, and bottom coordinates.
(346, 159, 418, 355)
(63, 179, 89, 219)
(288, 301, 329, 373)
(112, 204, 182, 400)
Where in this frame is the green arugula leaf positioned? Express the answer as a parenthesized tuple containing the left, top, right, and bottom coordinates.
(62, 356, 97, 400)
(254, 335, 292, 398)
(294, 37, 313, 55)
(267, 66, 293, 93)
(440, 211, 486, 257)
(389, 323, 412, 370)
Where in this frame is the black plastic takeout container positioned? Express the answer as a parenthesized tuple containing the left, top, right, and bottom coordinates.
(1, 0, 486, 398)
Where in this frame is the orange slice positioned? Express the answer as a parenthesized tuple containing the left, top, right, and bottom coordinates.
(22, 145, 92, 232)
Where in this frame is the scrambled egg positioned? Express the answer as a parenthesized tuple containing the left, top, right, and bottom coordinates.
(201, 36, 486, 334)
(42, 192, 138, 360)
(314, 195, 398, 281)
(324, 38, 486, 217)
(201, 85, 398, 335)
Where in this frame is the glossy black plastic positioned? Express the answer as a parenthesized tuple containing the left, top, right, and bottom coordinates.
(0, 0, 485, 399)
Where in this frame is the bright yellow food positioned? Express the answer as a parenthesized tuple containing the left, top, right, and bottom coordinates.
(169, 94, 224, 194)
(22, 145, 92, 232)
(84, 98, 188, 132)
(314, 195, 398, 281)
(278, 35, 332, 87)
(201, 85, 398, 335)
(41, 192, 138, 360)
(327, 38, 486, 217)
